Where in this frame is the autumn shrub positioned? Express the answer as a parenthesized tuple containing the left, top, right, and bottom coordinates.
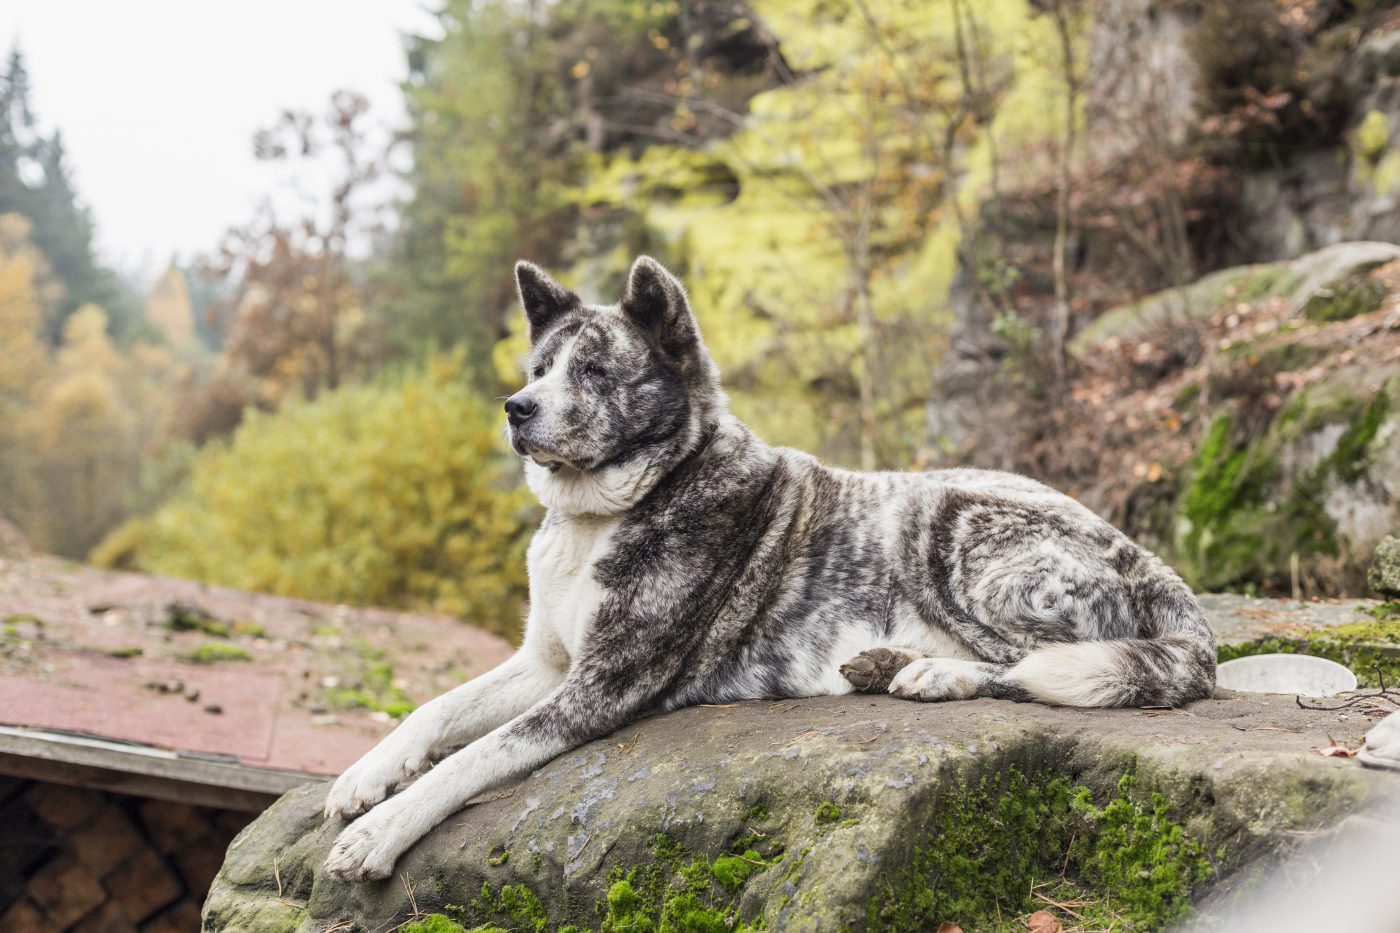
(108, 354, 535, 640)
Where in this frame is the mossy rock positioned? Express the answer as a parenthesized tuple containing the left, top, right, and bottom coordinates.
(1070, 264, 1283, 355)
(203, 691, 1396, 932)
(1300, 274, 1388, 322)
(1072, 241, 1400, 355)
(1163, 370, 1400, 594)
(1369, 536, 1400, 597)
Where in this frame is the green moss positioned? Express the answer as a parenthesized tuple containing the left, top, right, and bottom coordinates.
(1171, 382, 1391, 593)
(1233, 264, 1302, 303)
(1181, 415, 1268, 537)
(1368, 601, 1400, 621)
(167, 605, 230, 637)
(603, 879, 650, 933)
(659, 893, 731, 933)
(1301, 276, 1387, 322)
(186, 642, 252, 663)
(401, 917, 474, 933)
(1221, 339, 1327, 374)
(710, 853, 764, 892)
(651, 834, 685, 863)
(1374, 150, 1400, 196)
(471, 882, 551, 933)
(1330, 390, 1388, 483)
(739, 802, 769, 823)
(1174, 413, 1281, 590)
(813, 802, 841, 825)
(325, 654, 416, 717)
(1174, 381, 1202, 411)
(1218, 617, 1400, 688)
(1083, 773, 1212, 923)
(1352, 109, 1391, 165)
(865, 766, 1210, 932)
(456, 832, 770, 933)
(105, 646, 143, 658)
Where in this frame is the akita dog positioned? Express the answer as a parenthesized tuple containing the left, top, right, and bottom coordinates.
(324, 257, 1215, 880)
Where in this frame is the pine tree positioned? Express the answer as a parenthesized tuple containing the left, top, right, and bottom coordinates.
(0, 45, 142, 342)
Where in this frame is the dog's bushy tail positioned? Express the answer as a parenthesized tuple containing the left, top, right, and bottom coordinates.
(1004, 572, 1216, 708)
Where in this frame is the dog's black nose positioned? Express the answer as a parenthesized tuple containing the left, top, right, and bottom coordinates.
(505, 394, 537, 425)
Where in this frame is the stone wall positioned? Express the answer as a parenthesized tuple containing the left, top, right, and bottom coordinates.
(0, 778, 252, 932)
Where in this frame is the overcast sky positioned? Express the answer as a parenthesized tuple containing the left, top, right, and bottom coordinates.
(3, 1, 441, 284)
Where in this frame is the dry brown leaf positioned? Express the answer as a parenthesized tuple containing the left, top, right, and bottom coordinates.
(1025, 910, 1063, 932)
(1315, 735, 1360, 758)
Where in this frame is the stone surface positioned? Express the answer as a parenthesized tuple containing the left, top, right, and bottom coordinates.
(1198, 592, 1389, 646)
(205, 685, 1400, 932)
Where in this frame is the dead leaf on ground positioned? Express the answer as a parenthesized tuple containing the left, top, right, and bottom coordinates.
(1025, 910, 1063, 932)
(1314, 735, 1360, 758)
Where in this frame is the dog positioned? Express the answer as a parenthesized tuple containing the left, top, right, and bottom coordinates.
(323, 256, 1216, 880)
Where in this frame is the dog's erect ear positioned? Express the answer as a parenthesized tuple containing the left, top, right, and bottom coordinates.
(515, 261, 578, 342)
(621, 256, 699, 356)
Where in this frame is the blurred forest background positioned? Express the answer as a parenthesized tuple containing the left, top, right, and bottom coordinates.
(4, 0, 1400, 641)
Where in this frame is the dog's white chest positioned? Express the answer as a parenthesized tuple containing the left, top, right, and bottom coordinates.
(526, 515, 622, 661)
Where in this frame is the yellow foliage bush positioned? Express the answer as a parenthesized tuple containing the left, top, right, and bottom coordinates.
(111, 354, 535, 641)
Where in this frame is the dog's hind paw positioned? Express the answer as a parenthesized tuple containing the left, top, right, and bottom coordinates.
(841, 647, 919, 692)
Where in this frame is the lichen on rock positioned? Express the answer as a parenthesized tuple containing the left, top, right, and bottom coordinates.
(1370, 536, 1400, 597)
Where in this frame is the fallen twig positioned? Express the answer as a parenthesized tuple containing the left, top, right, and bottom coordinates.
(1296, 664, 1400, 711)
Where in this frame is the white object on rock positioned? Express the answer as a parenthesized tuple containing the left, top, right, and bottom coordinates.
(1359, 710, 1400, 771)
(1216, 654, 1358, 696)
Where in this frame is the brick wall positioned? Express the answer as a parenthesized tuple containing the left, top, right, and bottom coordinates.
(0, 777, 253, 932)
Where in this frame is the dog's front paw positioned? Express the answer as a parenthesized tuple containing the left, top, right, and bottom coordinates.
(324, 811, 407, 882)
(888, 658, 985, 702)
(323, 744, 430, 821)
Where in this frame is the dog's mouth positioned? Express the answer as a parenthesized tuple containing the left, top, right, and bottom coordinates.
(510, 432, 580, 473)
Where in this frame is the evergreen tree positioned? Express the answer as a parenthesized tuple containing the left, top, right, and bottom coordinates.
(0, 45, 142, 343)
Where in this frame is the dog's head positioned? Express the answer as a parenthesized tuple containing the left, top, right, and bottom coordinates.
(505, 256, 723, 487)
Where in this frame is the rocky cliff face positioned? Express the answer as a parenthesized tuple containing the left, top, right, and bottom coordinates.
(1239, 29, 1400, 260)
(935, 9, 1400, 592)
(205, 598, 1400, 933)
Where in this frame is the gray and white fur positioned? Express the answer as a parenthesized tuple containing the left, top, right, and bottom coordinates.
(323, 257, 1216, 880)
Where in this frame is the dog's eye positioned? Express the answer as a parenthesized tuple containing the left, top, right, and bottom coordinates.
(583, 363, 607, 382)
